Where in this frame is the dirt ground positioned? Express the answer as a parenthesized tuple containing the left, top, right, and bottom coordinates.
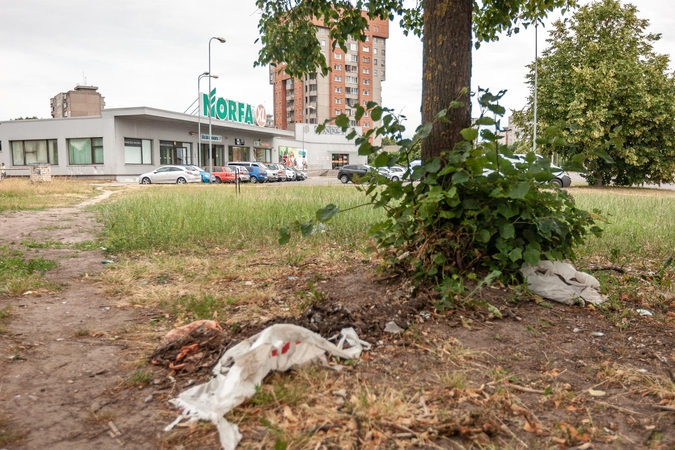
(2, 187, 675, 449)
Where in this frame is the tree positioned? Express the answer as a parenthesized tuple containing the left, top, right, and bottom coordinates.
(254, 0, 576, 161)
(513, 0, 675, 186)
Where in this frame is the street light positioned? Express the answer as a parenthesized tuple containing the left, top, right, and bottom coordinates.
(197, 72, 217, 169)
(208, 36, 226, 182)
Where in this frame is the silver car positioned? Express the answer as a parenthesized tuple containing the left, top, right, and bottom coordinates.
(138, 165, 201, 184)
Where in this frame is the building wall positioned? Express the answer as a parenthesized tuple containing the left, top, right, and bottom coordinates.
(50, 86, 105, 118)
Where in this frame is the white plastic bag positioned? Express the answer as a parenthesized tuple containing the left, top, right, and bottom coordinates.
(165, 324, 370, 450)
(521, 260, 606, 305)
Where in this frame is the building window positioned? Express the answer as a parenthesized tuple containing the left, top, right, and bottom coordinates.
(68, 138, 103, 165)
(374, 48, 378, 55)
(346, 76, 358, 84)
(363, 90, 370, 96)
(348, 54, 358, 62)
(346, 87, 359, 95)
(363, 57, 370, 63)
(364, 111, 370, 117)
(335, 98, 342, 104)
(363, 68, 370, 74)
(124, 138, 152, 164)
(349, 120, 358, 127)
(374, 59, 378, 65)
(160, 141, 192, 165)
(334, 53, 342, 59)
(335, 109, 342, 115)
(11, 139, 58, 166)
(321, 40, 326, 47)
(381, 59, 385, 66)
(364, 36, 370, 42)
(332, 153, 349, 169)
(362, 46, 370, 52)
(334, 75, 342, 82)
(334, 64, 342, 70)
(381, 70, 385, 77)
(349, 43, 357, 51)
(382, 49, 386, 56)
(335, 87, 342, 93)
(374, 69, 378, 76)
(363, 78, 370, 85)
(320, 27, 327, 35)
(363, 122, 370, 128)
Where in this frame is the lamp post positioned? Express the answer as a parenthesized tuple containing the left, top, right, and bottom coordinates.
(208, 37, 226, 182)
(197, 72, 217, 168)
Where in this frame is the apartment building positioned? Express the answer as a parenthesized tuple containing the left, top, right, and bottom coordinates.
(50, 85, 106, 118)
(269, 15, 389, 135)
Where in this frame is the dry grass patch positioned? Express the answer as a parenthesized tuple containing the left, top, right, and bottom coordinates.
(0, 412, 26, 446)
(0, 178, 100, 211)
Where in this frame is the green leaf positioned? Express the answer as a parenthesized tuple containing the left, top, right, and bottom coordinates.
(278, 227, 291, 245)
(417, 122, 433, 139)
(592, 148, 615, 164)
(460, 128, 478, 141)
(317, 204, 340, 222)
(300, 221, 314, 237)
(500, 223, 515, 240)
(508, 247, 523, 262)
(498, 203, 518, 219)
(476, 229, 491, 243)
(373, 152, 390, 167)
(523, 247, 541, 266)
(371, 106, 383, 121)
(335, 114, 349, 129)
(424, 158, 441, 174)
(474, 116, 495, 126)
(507, 182, 530, 199)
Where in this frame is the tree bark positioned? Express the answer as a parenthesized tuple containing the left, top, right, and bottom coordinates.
(421, 0, 472, 162)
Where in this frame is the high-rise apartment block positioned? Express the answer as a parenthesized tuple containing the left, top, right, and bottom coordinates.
(269, 16, 389, 133)
(50, 85, 105, 118)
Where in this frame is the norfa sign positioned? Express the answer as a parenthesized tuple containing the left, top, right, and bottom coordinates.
(202, 88, 266, 127)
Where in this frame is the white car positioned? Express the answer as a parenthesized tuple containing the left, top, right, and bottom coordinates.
(284, 166, 296, 181)
(387, 166, 407, 182)
(139, 165, 201, 184)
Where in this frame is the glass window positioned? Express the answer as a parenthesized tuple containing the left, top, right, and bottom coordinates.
(334, 75, 342, 82)
(334, 53, 342, 60)
(332, 154, 349, 170)
(10, 139, 58, 166)
(363, 79, 370, 85)
(228, 146, 248, 162)
(362, 46, 370, 52)
(124, 138, 152, 164)
(68, 138, 102, 165)
(335, 98, 342, 104)
(253, 147, 271, 163)
(374, 48, 378, 55)
(349, 43, 357, 51)
(160, 141, 193, 165)
(335, 87, 342, 93)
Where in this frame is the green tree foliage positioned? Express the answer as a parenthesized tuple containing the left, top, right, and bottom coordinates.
(13, 116, 38, 120)
(513, 0, 675, 186)
(254, 0, 576, 159)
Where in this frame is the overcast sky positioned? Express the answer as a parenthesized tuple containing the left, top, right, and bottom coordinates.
(1, 0, 672, 136)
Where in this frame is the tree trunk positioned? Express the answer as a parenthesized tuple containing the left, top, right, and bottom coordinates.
(421, 0, 472, 162)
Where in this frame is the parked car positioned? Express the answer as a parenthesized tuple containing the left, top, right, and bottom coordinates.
(284, 166, 296, 181)
(386, 166, 407, 182)
(290, 166, 307, 181)
(506, 154, 572, 188)
(210, 166, 237, 183)
(228, 161, 271, 183)
(337, 164, 374, 184)
(138, 165, 201, 184)
(265, 163, 287, 182)
(233, 166, 251, 183)
(172, 164, 215, 183)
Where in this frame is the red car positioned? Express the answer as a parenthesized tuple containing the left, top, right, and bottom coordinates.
(210, 166, 250, 183)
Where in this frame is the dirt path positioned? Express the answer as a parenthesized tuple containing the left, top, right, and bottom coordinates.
(0, 186, 164, 449)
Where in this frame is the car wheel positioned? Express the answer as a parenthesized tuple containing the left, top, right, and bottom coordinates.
(250, 176, 258, 184)
(141, 177, 151, 185)
(176, 177, 187, 184)
(391, 176, 400, 182)
(215, 177, 223, 184)
(549, 178, 563, 188)
(340, 174, 349, 184)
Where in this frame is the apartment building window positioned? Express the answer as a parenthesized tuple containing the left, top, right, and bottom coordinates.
(334, 53, 342, 59)
(348, 54, 358, 62)
(335, 109, 342, 115)
(374, 48, 378, 55)
(124, 138, 152, 164)
(373, 25, 380, 32)
(346, 76, 358, 84)
(335, 87, 342, 93)
(374, 69, 378, 76)
(11, 139, 58, 166)
(334, 64, 342, 70)
(363, 57, 370, 63)
(363, 78, 370, 85)
(374, 59, 378, 65)
(349, 43, 357, 51)
(349, 120, 358, 127)
(381, 59, 385, 66)
(321, 40, 326, 47)
(68, 138, 103, 165)
(334, 75, 342, 82)
(362, 46, 370, 52)
(309, 95, 317, 102)
(309, 85, 317, 91)
(363, 68, 370, 74)
(364, 122, 370, 128)
(382, 49, 386, 56)
(363, 90, 370, 96)
(381, 70, 385, 77)
(364, 111, 370, 117)
(320, 27, 327, 35)
(364, 36, 370, 42)
(346, 87, 358, 95)
(335, 98, 343, 104)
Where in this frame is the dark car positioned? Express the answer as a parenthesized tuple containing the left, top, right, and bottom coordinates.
(337, 164, 373, 184)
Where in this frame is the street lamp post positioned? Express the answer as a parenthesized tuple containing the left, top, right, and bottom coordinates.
(197, 72, 217, 168)
(208, 37, 226, 182)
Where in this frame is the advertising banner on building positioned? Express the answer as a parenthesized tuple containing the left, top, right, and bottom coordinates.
(278, 146, 307, 170)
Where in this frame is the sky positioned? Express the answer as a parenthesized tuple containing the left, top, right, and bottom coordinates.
(0, 0, 673, 135)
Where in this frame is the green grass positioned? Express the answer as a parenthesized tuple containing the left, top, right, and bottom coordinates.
(573, 188, 675, 261)
(0, 245, 60, 297)
(0, 178, 99, 211)
(97, 185, 383, 253)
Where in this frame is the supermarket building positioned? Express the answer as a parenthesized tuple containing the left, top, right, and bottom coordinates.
(0, 87, 366, 181)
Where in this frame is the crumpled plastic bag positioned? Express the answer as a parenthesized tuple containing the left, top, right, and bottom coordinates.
(165, 324, 370, 450)
(521, 260, 606, 305)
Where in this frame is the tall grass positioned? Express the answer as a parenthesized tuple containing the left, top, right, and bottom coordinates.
(98, 185, 383, 252)
(0, 178, 98, 211)
(573, 188, 675, 261)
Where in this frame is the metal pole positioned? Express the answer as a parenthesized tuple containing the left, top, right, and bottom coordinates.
(208, 37, 226, 183)
(197, 73, 208, 168)
(533, 20, 539, 154)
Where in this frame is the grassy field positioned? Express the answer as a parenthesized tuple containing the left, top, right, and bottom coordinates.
(0, 178, 99, 211)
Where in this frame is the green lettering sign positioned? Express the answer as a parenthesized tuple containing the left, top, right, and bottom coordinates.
(201, 88, 262, 126)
